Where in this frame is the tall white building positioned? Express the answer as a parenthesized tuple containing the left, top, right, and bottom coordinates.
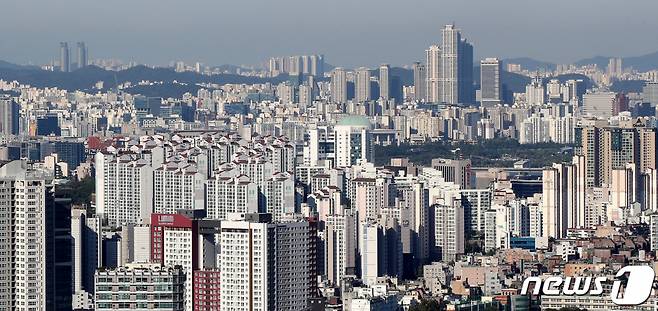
(334, 116, 374, 167)
(433, 196, 464, 262)
(153, 161, 206, 214)
(71, 207, 102, 306)
(205, 173, 258, 221)
(95, 152, 154, 227)
(0, 160, 67, 310)
(426, 45, 441, 103)
(440, 24, 459, 105)
(264, 171, 296, 221)
(379, 64, 390, 101)
(325, 211, 356, 287)
(525, 77, 545, 105)
(219, 214, 316, 311)
(542, 158, 586, 239)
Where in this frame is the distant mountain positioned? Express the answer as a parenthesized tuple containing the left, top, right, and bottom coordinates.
(502, 57, 556, 72)
(473, 66, 592, 93)
(574, 56, 609, 68)
(623, 51, 658, 72)
(575, 51, 658, 72)
(0, 64, 294, 97)
(0, 60, 39, 70)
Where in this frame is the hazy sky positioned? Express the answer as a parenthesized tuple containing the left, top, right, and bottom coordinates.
(1, 0, 658, 68)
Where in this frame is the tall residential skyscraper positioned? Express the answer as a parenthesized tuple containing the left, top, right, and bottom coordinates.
(355, 67, 372, 102)
(439, 25, 459, 104)
(60, 42, 70, 72)
(379, 64, 390, 101)
(426, 45, 441, 103)
(525, 77, 545, 105)
(95, 152, 154, 227)
(331, 67, 348, 104)
(0, 96, 20, 137)
(480, 58, 502, 107)
(219, 214, 317, 311)
(541, 159, 586, 239)
(607, 57, 622, 78)
(76, 42, 88, 69)
(439, 24, 473, 105)
(412, 62, 427, 101)
(0, 160, 73, 310)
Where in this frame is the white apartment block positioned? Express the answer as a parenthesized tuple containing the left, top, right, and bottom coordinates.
(153, 161, 206, 214)
(95, 152, 154, 227)
(205, 174, 258, 221)
(0, 161, 53, 310)
(433, 198, 465, 262)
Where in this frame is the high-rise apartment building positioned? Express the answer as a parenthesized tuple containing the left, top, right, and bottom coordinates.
(355, 67, 371, 102)
(607, 57, 622, 78)
(379, 64, 390, 101)
(525, 77, 545, 105)
(0, 96, 20, 137)
(150, 210, 221, 311)
(71, 207, 103, 306)
(541, 158, 586, 239)
(0, 160, 72, 310)
(219, 213, 317, 311)
(426, 45, 441, 103)
(331, 68, 348, 104)
(205, 173, 258, 221)
(60, 42, 70, 72)
(440, 24, 473, 105)
(95, 152, 154, 227)
(153, 162, 206, 214)
(433, 198, 465, 262)
(77, 42, 88, 69)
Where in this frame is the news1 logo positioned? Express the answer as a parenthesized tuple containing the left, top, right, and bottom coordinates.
(521, 265, 656, 306)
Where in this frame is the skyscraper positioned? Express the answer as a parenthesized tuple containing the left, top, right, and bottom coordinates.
(331, 68, 347, 104)
(439, 24, 473, 105)
(458, 38, 474, 104)
(219, 213, 317, 311)
(440, 25, 459, 104)
(355, 67, 371, 102)
(480, 58, 502, 107)
(379, 64, 390, 101)
(76, 42, 88, 69)
(425, 45, 441, 103)
(607, 57, 622, 78)
(0, 160, 73, 310)
(0, 96, 20, 137)
(412, 62, 427, 102)
(60, 42, 70, 72)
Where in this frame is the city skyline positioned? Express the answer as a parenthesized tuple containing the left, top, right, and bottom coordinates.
(1, 0, 658, 67)
(4, 2, 658, 310)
